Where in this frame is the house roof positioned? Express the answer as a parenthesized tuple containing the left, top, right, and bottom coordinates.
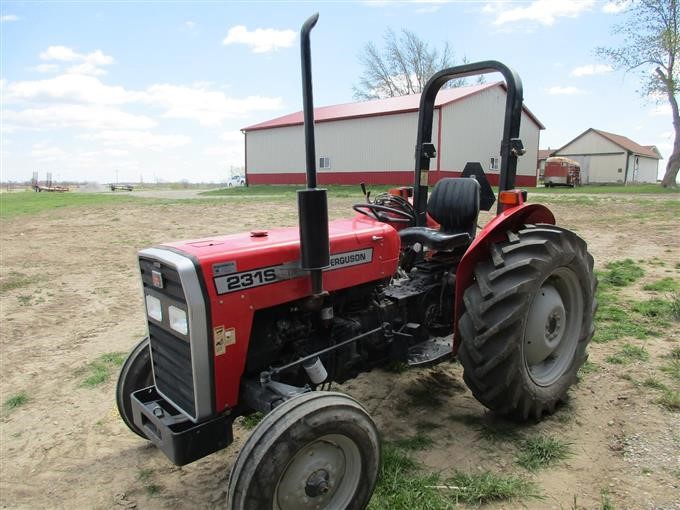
(643, 145, 663, 158)
(242, 82, 545, 131)
(538, 149, 554, 161)
(557, 128, 661, 159)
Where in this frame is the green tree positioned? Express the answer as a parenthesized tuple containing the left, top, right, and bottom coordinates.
(353, 28, 470, 100)
(597, 0, 679, 187)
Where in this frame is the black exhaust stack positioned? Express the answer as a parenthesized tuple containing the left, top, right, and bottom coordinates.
(297, 13, 330, 295)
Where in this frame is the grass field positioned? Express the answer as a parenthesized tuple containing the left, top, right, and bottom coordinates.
(0, 190, 251, 219)
(2, 182, 674, 219)
(529, 183, 679, 194)
(0, 191, 138, 218)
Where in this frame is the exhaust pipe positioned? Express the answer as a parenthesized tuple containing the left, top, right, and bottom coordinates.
(297, 13, 330, 296)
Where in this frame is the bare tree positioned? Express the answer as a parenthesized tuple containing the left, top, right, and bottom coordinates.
(597, 0, 679, 187)
(353, 28, 471, 100)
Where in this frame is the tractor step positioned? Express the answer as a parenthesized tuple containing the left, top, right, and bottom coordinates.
(407, 337, 453, 367)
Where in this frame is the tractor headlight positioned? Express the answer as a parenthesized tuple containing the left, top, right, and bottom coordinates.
(145, 294, 162, 322)
(169, 305, 188, 335)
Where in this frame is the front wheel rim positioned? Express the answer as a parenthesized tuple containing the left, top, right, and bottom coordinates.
(273, 434, 362, 510)
(523, 267, 584, 387)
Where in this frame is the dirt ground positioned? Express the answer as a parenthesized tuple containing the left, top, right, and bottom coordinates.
(0, 191, 678, 509)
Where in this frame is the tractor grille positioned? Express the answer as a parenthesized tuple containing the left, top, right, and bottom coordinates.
(139, 259, 197, 419)
(148, 323, 196, 417)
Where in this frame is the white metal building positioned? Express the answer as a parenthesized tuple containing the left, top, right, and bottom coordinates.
(552, 128, 661, 184)
(242, 83, 544, 187)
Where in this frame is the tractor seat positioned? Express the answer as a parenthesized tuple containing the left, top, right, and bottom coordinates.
(398, 178, 480, 252)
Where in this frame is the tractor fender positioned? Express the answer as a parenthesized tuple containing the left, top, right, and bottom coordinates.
(452, 203, 555, 352)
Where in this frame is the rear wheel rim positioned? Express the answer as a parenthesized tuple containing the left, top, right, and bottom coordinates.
(273, 434, 362, 510)
(523, 267, 584, 387)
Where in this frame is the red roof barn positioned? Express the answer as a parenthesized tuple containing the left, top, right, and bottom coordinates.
(242, 82, 544, 187)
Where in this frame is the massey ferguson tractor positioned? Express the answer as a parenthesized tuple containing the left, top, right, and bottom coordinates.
(116, 14, 596, 509)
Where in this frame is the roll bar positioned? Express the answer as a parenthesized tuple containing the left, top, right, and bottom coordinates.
(412, 61, 525, 222)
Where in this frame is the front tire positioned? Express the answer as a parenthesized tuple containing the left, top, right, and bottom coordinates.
(458, 225, 596, 420)
(116, 337, 153, 438)
(227, 392, 380, 510)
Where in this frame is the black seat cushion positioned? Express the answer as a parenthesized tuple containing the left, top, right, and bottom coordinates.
(427, 177, 480, 234)
(399, 178, 480, 252)
(398, 228, 471, 251)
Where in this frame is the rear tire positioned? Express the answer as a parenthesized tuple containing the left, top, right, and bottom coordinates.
(458, 225, 596, 420)
(227, 392, 380, 510)
(116, 337, 153, 438)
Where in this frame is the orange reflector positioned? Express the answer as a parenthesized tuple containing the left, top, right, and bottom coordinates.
(389, 186, 413, 199)
(498, 190, 521, 206)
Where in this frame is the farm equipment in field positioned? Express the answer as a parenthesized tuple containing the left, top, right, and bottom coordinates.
(110, 184, 134, 192)
(31, 171, 69, 192)
(32, 184, 69, 192)
(544, 156, 581, 187)
(116, 14, 596, 509)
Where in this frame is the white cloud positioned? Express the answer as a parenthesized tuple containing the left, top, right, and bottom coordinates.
(81, 49, 113, 66)
(31, 144, 67, 162)
(30, 64, 60, 73)
(570, 64, 613, 77)
(184, 20, 196, 30)
(204, 145, 239, 156)
(5, 74, 140, 105)
(82, 130, 192, 150)
(222, 25, 296, 53)
(1, 14, 18, 22)
(40, 46, 114, 75)
(602, 1, 630, 14)
(203, 144, 244, 167)
(67, 62, 108, 76)
(4, 73, 283, 129)
(547, 86, 586, 95)
(413, 0, 449, 11)
(40, 46, 81, 61)
(362, 0, 449, 10)
(220, 131, 245, 142)
(487, 0, 594, 26)
(361, 1, 393, 7)
(4, 105, 157, 131)
(145, 83, 283, 126)
(80, 148, 129, 158)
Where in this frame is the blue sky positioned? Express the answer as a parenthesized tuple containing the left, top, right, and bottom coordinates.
(0, 1, 674, 184)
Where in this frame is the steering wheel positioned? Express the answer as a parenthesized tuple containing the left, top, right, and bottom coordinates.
(352, 203, 415, 224)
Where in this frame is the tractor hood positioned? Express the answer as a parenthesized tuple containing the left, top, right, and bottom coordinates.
(157, 216, 401, 298)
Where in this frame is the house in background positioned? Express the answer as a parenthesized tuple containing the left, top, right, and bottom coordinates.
(242, 82, 544, 187)
(552, 128, 661, 184)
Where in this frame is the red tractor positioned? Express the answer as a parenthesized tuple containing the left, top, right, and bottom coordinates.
(116, 15, 596, 509)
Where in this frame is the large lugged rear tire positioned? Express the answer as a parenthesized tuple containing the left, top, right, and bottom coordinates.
(116, 337, 153, 438)
(227, 392, 380, 510)
(458, 225, 596, 421)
